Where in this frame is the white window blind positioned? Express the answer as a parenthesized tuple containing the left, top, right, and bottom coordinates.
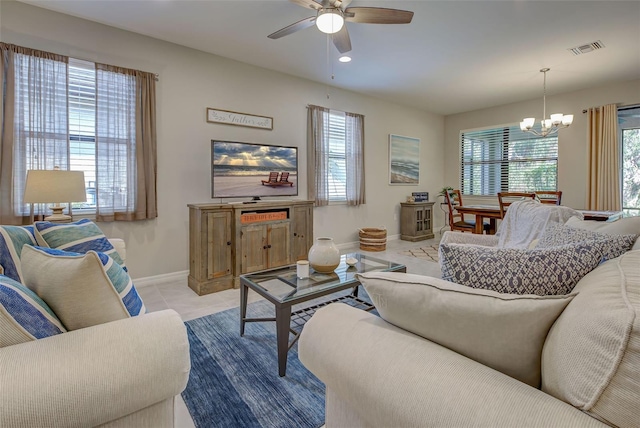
(68, 58, 97, 209)
(327, 110, 347, 202)
(460, 124, 558, 195)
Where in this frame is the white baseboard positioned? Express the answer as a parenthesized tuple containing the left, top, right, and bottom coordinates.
(134, 236, 402, 287)
(134, 270, 189, 288)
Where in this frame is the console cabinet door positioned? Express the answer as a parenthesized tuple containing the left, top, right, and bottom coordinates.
(241, 224, 268, 273)
(207, 211, 233, 279)
(291, 204, 313, 261)
(267, 222, 291, 268)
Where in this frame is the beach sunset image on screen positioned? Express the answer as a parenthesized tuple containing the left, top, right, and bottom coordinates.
(211, 140, 298, 198)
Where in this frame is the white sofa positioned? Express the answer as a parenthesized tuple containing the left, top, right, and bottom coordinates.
(0, 233, 191, 427)
(1, 309, 190, 428)
(299, 219, 640, 427)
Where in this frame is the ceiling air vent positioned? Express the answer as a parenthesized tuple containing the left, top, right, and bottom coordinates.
(568, 40, 605, 56)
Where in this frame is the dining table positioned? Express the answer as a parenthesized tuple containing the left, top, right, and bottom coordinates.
(453, 205, 623, 235)
(454, 205, 502, 234)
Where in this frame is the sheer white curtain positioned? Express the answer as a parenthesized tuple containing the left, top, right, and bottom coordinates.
(0, 43, 68, 224)
(345, 112, 365, 205)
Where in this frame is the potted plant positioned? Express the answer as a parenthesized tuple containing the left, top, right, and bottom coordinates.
(438, 186, 454, 201)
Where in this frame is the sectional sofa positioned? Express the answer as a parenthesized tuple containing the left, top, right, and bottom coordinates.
(300, 216, 640, 427)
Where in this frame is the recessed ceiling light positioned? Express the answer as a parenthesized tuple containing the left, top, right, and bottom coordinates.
(339, 56, 352, 63)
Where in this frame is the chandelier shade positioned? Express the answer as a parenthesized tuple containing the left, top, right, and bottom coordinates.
(520, 68, 573, 137)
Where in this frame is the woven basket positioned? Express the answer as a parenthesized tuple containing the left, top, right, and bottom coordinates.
(359, 227, 387, 252)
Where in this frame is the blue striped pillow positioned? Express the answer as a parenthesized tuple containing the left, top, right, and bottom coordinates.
(0, 225, 37, 283)
(34, 219, 126, 269)
(0, 274, 66, 347)
(21, 246, 145, 330)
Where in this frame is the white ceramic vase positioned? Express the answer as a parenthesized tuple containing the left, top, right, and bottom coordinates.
(308, 237, 340, 273)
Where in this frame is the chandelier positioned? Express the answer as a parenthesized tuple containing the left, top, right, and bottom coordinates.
(520, 68, 573, 137)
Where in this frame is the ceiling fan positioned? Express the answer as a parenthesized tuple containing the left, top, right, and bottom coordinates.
(268, 0, 414, 54)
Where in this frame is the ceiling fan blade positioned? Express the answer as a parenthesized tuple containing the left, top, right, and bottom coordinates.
(344, 7, 414, 24)
(289, 0, 323, 11)
(268, 16, 316, 39)
(332, 25, 352, 54)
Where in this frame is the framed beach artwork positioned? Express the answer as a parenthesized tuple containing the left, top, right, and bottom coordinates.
(389, 134, 420, 185)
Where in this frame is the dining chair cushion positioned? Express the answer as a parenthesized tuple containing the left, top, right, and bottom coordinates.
(440, 241, 619, 296)
(536, 224, 637, 261)
(357, 271, 575, 387)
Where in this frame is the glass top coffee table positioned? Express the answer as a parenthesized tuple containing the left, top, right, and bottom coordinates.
(240, 252, 406, 376)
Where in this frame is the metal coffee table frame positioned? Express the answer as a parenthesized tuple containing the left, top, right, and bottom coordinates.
(240, 253, 406, 376)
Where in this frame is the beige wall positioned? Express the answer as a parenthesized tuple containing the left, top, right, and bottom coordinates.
(0, 1, 444, 279)
(444, 79, 640, 210)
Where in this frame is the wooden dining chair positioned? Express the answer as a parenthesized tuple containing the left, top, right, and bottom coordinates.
(445, 189, 491, 233)
(535, 190, 562, 205)
(497, 192, 537, 218)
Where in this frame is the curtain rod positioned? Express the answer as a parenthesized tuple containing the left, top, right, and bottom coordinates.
(581, 103, 638, 114)
(1, 42, 159, 81)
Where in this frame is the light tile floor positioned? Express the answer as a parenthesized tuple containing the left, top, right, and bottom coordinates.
(136, 236, 442, 428)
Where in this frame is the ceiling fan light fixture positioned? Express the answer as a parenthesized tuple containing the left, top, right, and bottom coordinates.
(316, 8, 344, 34)
(339, 55, 352, 63)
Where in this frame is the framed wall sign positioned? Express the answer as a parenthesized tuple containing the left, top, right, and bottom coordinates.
(389, 134, 420, 185)
(206, 108, 273, 130)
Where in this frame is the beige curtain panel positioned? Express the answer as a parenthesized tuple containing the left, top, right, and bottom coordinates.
(307, 105, 330, 206)
(345, 112, 365, 206)
(586, 104, 621, 211)
(94, 63, 158, 221)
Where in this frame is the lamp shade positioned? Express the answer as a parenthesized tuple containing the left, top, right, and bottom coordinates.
(23, 170, 86, 204)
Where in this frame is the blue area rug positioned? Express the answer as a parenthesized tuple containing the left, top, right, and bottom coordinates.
(181, 300, 325, 428)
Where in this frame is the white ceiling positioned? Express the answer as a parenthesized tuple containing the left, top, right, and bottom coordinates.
(16, 0, 640, 115)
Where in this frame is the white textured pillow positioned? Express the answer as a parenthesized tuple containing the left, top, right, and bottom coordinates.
(21, 246, 145, 331)
(565, 216, 640, 250)
(358, 272, 575, 387)
(542, 250, 640, 427)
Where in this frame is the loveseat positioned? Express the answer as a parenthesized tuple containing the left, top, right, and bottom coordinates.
(0, 220, 190, 427)
(299, 217, 640, 427)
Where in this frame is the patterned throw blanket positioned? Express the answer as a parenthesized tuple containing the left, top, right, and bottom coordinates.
(496, 200, 583, 248)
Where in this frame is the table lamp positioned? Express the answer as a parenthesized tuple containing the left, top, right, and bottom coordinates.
(23, 168, 87, 222)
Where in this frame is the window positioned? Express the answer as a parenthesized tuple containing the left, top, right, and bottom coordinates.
(619, 106, 640, 216)
(68, 58, 97, 210)
(307, 105, 365, 206)
(460, 124, 558, 196)
(327, 110, 347, 202)
(1, 42, 157, 223)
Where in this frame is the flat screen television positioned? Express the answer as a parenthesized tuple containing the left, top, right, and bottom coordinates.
(211, 140, 298, 199)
